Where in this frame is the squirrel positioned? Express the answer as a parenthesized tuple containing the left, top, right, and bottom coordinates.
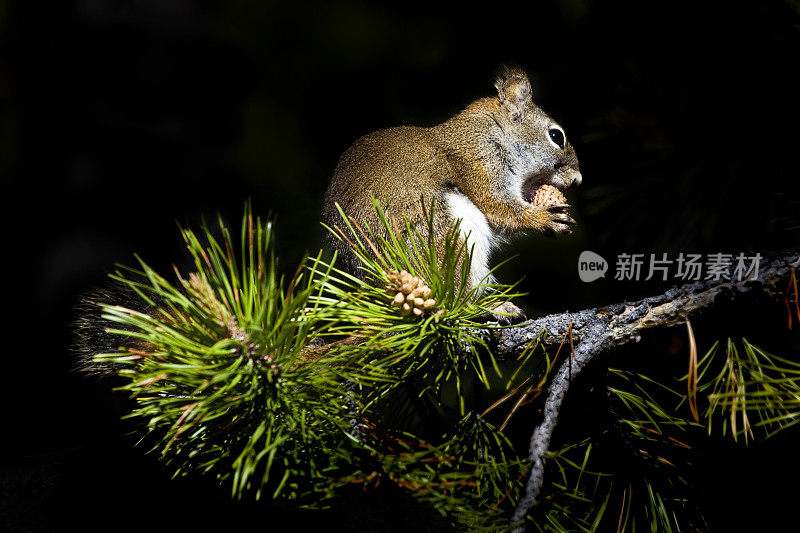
(76, 66, 580, 373)
(323, 66, 582, 309)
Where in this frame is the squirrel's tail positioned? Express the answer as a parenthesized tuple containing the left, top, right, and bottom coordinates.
(72, 281, 156, 376)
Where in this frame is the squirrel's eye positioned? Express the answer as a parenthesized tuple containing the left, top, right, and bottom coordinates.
(548, 127, 565, 149)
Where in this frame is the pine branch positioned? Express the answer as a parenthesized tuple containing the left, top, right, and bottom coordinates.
(79, 201, 531, 525)
(507, 250, 800, 531)
(79, 195, 798, 528)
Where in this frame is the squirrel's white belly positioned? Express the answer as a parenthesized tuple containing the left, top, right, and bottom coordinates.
(444, 191, 498, 288)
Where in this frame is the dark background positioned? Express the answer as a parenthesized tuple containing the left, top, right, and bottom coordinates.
(3, 0, 800, 530)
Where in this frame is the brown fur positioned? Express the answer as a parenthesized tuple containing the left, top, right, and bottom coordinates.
(324, 66, 581, 286)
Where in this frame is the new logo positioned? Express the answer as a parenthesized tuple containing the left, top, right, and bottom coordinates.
(578, 251, 608, 282)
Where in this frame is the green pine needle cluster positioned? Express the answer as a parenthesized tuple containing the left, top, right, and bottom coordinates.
(310, 199, 524, 417)
(89, 199, 799, 531)
(97, 208, 352, 501)
(93, 199, 528, 528)
(697, 338, 800, 441)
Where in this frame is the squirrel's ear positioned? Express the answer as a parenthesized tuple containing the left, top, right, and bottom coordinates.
(495, 66, 532, 122)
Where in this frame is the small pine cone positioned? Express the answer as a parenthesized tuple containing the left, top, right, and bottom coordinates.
(531, 184, 568, 207)
(386, 269, 437, 316)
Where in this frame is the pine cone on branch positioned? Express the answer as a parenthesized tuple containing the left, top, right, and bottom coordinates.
(387, 270, 436, 317)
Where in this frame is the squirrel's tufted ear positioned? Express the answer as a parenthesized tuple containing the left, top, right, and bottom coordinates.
(495, 65, 532, 122)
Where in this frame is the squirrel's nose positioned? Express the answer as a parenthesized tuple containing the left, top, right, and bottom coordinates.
(566, 169, 582, 188)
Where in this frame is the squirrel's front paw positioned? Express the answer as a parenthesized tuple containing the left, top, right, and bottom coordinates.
(543, 204, 575, 237)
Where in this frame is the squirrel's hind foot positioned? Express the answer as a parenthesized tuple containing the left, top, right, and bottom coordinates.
(477, 301, 527, 326)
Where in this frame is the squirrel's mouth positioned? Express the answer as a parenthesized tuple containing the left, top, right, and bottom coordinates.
(522, 174, 570, 207)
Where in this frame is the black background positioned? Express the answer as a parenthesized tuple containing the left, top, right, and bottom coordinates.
(3, 0, 800, 530)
